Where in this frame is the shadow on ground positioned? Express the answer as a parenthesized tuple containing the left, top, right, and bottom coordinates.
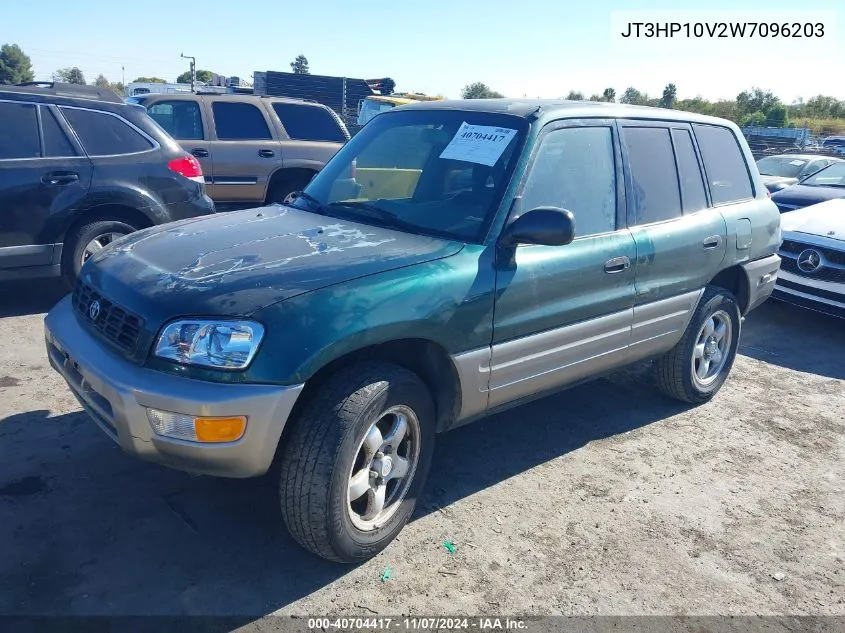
(740, 299, 845, 380)
(0, 280, 68, 318)
(0, 300, 841, 616)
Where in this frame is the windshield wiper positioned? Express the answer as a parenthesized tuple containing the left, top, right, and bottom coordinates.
(327, 200, 421, 233)
(288, 190, 324, 210)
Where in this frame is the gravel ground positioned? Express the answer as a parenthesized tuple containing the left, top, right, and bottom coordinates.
(0, 280, 843, 618)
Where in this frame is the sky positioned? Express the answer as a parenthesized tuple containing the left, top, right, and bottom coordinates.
(2, 0, 843, 103)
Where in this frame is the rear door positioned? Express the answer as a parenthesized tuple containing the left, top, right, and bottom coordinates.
(0, 100, 92, 271)
(618, 120, 727, 360)
(205, 98, 281, 203)
(269, 101, 348, 168)
(144, 97, 213, 186)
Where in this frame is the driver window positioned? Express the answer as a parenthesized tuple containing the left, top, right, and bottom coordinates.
(520, 126, 617, 237)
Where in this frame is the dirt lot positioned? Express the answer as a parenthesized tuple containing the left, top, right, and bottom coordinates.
(0, 280, 843, 618)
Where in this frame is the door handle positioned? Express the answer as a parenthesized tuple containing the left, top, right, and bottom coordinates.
(702, 235, 722, 249)
(604, 256, 631, 274)
(258, 149, 275, 158)
(190, 148, 209, 158)
(41, 172, 79, 186)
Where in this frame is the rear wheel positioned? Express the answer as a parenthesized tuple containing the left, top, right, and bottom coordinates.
(62, 219, 139, 288)
(266, 172, 314, 205)
(278, 361, 435, 563)
(654, 286, 741, 404)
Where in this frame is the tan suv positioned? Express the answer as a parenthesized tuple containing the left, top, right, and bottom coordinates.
(128, 93, 349, 207)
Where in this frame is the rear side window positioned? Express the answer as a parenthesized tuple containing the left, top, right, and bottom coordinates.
(211, 102, 272, 140)
(41, 107, 77, 157)
(0, 102, 39, 159)
(272, 103, 347, 142)
(61, 108, 154, 156)
(147, 100, 204, 140)
(622, 126, 681, 224)
(671, 129, 708, 213)
(692, 124, 754, 204)
(520, 126, 617, 237)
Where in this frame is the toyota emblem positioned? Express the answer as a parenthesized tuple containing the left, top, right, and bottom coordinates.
(88, 300, 101, 321)
(796, 248, 823, 274)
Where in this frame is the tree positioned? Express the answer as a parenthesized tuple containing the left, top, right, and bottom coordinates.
(290, 54, 310, 74)
(381, 78, 395, 95)
(0, 43, 34, 84)
(588, 93, 602, 101)
(767, 103, 789, 127)
(54, 67, 86, 84)
(601, 87, 616, 103)
(660, 83, 677, 109)
(461, 82, 504, 99)
(132, 76, 166, 83)
(565, 90, 584, 100)
(736, 87, 779, 117)
(176, 69, 214, 84)
(93, 74, 110, 88)
(620, 87, 648, 105)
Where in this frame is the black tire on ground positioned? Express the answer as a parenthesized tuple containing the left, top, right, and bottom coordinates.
(278, 361, 436, 563)
(62, 219, 139, 288)
(654, 285, 742, 404)
(266, 174, 313, 205)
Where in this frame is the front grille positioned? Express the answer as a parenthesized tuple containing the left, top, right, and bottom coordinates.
(72, 282, 143, 355)
(780, 240, 845, 265)
(780, 256, 845, 284)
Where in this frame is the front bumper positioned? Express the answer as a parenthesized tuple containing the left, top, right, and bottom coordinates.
(44, 295, 303, 478)
(740, 254, 781, 314)
(772, 271, 845, 320)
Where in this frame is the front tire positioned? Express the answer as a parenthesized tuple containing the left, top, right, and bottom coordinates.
(654, 286, 742, 404)
(278, 362, 435, 563)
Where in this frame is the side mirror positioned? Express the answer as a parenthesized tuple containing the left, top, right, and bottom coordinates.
(499, 206, 576, 247)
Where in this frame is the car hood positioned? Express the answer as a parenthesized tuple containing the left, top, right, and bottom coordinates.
(771, 184, 845, 208)
(81, 204, 465, 319)
(781, 199, 845, 242)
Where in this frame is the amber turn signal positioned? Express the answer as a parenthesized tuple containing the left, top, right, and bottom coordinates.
(194, 416, 247, 443)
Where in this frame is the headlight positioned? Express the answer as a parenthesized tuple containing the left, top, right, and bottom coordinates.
(154, 319, 265, 369)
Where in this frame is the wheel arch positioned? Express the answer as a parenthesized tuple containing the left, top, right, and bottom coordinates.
(265, 167, 319, 203)
(709, 265, 751, 315)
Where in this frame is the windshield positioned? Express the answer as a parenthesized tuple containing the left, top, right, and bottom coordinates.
(801, 162, 845, 187)
(357, 100, 396, 126)
(757, 156, 807, 178)
(297, 109, 528, 242)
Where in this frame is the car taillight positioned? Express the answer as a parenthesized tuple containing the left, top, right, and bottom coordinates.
(168, 155, 204, 184)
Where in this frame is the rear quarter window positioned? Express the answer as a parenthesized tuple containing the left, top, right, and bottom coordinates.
(272, 103, 347, 142)
(60, 107, 154, 156)
(692, 124, 754, 204)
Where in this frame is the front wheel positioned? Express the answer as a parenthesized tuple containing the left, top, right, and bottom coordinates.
(278, 361, 435, 563)
(654, 286, 742, 404)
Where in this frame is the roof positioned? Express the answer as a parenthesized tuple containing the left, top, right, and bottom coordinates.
(394, 98, 738, 127)
(0, 81, 123, 104)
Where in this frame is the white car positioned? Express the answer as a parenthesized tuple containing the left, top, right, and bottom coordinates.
(773, 198, 845, 319)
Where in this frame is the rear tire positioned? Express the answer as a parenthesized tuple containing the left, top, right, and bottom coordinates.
(62, 219, 139, 288)
(278, 361, 435, 563)
(266, 173, 313, 205)
(654, 286, 741, 404)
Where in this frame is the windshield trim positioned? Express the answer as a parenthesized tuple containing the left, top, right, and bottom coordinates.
(296, 109, 531, 244)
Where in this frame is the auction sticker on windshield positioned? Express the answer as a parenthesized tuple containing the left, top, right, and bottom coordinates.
(439, 122, 517, 167)
(789, 159, 806, 166)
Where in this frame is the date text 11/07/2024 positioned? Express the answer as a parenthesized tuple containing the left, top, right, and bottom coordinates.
(619, 22, 825, 38)
(307, 617, 527, 630)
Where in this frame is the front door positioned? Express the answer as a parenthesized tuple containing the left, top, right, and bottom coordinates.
(489, 120, 637, 409)
(144, 98, 213, 191)
(205, 98, 282, 204)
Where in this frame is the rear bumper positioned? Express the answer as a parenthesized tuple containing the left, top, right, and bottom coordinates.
(740, 254, 781, 314)
(166, 190, 216, 221)
(44, 295, 303, 478)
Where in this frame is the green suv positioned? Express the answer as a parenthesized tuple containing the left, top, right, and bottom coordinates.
(44, 99, 782, 563)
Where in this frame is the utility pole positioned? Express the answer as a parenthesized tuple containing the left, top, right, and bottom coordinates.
(122, 66, 125, 86)
(181, 52, 196, 93)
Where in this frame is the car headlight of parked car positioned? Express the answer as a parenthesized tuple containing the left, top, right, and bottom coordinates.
(154, 319, 265, 369)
